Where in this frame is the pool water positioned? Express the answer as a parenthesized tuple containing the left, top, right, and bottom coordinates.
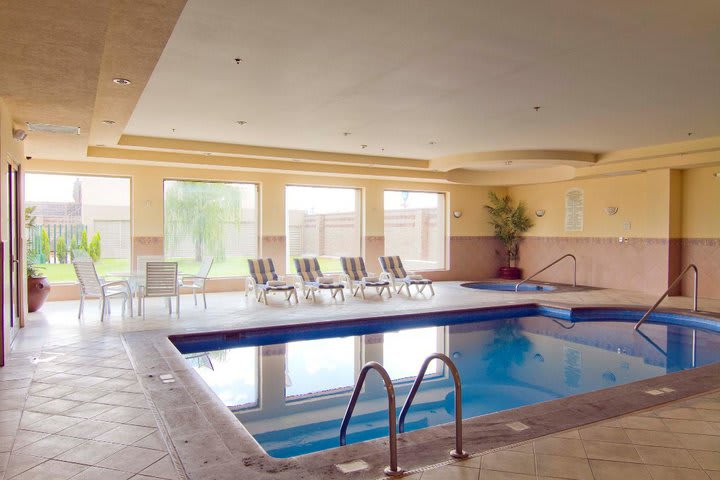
(174, 308, 720, 458)
(462, 282, 557, 291)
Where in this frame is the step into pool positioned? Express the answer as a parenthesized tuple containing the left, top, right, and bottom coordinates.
(172, 307, 720, 458)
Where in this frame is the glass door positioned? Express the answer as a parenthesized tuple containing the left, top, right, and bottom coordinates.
(2, 161, 21, 365)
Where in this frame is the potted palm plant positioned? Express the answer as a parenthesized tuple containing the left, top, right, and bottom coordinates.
(484, 192, 534, 280)
(25, 207, 51, 312)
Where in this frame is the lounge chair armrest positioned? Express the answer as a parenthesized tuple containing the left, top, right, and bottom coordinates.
(378, 272, 392, 282)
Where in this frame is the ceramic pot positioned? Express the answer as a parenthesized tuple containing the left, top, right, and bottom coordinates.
(498, 267, 522, 280)
(27, 276, 51, 312)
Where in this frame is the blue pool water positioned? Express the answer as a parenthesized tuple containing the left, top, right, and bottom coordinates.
(173, 307, 720, 458)
(463, 282, 557, 291)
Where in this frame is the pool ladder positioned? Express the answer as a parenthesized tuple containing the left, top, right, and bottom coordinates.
(515, 253, 577, 291)
(339, 354, 467, 477)
(634, 264, 699, 331)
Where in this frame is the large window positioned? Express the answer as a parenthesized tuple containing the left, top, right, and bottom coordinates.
(286, 186, 361, 273)
(384, 190, 446, 270)
(164, 180, 258, 277)
(24, 173, 131, 283)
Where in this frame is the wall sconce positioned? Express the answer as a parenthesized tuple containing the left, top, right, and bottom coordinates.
(535, 209, 545, 217)
(452, 210, 463, 219)
(605, 207, 619, 216)
(714, 172, 720, 178)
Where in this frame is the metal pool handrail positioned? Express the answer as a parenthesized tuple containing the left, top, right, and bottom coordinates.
(515, 254, 577, 292)
(634, 264, 699, 331)
(398, 353, 469, 459)
(339, 361, 404, 477)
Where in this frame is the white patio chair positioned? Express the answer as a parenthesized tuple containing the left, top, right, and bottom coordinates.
(180, 256, 214, 308)
(73, 260, 133, 321)
(140, 261, 180, 319)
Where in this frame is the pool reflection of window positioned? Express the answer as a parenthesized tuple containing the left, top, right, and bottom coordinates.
(383, 327, 444, 381)
(286, 337, 356, 399)
(185, 347, 258, 409)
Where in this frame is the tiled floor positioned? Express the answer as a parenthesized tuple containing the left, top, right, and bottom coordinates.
(402, 389, 720, 480)
(2, 282, 720, 480)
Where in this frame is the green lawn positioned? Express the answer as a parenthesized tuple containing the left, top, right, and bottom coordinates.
(40, 256, 344, 283)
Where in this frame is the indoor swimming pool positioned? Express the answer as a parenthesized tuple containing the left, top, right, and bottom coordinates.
(172, 306, 720, 458)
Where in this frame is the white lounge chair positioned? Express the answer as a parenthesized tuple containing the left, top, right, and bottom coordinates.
(73, 260, 133, 321)
(378, 256, 435, 296)
(180, 256, 214, 308)
(340, 256, 391, 299)
(293, 257, 345, 302)
(246, 258, 298, 305)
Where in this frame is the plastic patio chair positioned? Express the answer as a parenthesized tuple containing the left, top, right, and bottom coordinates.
(180, 256, 214, 309)
(73, 260, 133, 321)
(139, 261, 180, 318)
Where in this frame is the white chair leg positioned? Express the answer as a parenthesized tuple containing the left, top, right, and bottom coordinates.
(176, 294, 180, 316)
(293, 289, 299, 304)
(387, 286, 392, 298)
(360, 285, 366, 299)
(339, 288, 345, 301)
(100, 297, 106, 322)
(429, 283, 435, 296)
(142, 298, 146, 320)
(310, 289, 316, 303)
(78, 295, 84, 319)
(168, 297, 172, 315)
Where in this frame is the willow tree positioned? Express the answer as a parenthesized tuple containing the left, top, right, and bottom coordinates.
(164, 181, 243, 261)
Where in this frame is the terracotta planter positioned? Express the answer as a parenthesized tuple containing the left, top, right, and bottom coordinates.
(27, 276, 51, 312)
(498, 267, 522, 280)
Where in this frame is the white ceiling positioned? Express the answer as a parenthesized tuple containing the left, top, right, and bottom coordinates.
(126, 0, 720, 160)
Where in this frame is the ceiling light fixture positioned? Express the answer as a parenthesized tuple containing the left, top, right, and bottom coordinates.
(533, 106, 541, 111)
(234, 57, 243, 64)
(112, 78, 132, 86)
(429, 141, 437, 145)
(102, 120, 116, 125)
(343, 132, 352, 136)
(236, 120, 247, 126)
(361, 144, 367, 149)
(505, 161, 513, 166)
(688, 132, 694, 136)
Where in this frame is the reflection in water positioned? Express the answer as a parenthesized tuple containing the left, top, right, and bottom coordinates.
(181, 316, 720, 458)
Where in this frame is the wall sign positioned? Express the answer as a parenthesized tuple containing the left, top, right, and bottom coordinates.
(565, 188, 584, 232)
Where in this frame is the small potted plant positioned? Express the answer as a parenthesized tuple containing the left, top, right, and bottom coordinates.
(484, 192, 534, 280)
(25, 207, 51, 312)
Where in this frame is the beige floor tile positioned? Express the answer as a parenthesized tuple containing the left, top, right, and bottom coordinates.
(534, 436, 587, 458)
(26, 399, 82, 415)
(625, 428, 683, 448)
(63, 403, 116, 420)
(663, 419, 720, 435)
(97, 446, 167, 473)
(56, 440, 125, 465)
(579, 425, 631, 443)
(690, 450, 720, 470)
(654, 407, 701, 420)
(11, 459, 87, 480)
(634, 445, 701, 468)
(11, 430, 49, 450)
(536, 454, 593, 480)
(620, 415, 670, 431)
(676, 433, 720, 452)
(421, 464, 479, 480)
(3, 453, 46, 478)
(22, 415, 83, 434)
(583, 440, 643, 463)
(58, 419, 120, 440)
(95, 425, 156, 445)
(506, 444, 534, 454)
(706, 471, 720, 480)
(551, 429, 581, 439)
(139, 455, 178, 479)
(589, 459, 652, 480)
(69, 466, 134, 480)
(478, 471, 535, 480)
(645, 465, 711, 480)
(132, 431, 167, 451)
(16, 434, 86, 458)
(481, 450, 535, 475)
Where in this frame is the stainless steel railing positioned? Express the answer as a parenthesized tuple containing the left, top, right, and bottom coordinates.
(515, 253, 577, 291)
(634, 264, 699, 331)
(397, 353, 468, 459)
(339, 361, 404, 477)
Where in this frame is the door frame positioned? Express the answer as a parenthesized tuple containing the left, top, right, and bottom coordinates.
(1, 155, 23, 366)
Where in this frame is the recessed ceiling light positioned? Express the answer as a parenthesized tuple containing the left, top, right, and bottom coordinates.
(688, 132, 694, 136)
(361, 144, 367, 149)
(429, 141, 437, 145)
(236, 120, 247, 126)
(112, 78, 132, 86)
(343, 132, 352, 136)
(505, 160, 513, 166)
(102, 120, 116, 125)
(533, 106, 541, 111)
(234, 58, 243, 64)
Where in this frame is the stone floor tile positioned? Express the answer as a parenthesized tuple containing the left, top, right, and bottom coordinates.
(95, 425, 156, 445)
(675, 433, 720, 452)
(63, 403, 117, 419)
(97, 446, 166, 473)
(16, 434, 86, 458)
(57, 419, 120, 440)
(3, 453, 46, 478)
(139, 455, 178, 479)
(583, 440, 643, 463)
(126, 413, 158, 428)
(23, 415, 83, 434)
(132, 431, 167, 451)
(19, 411, 53, 429)
(11, 430, 49, 450)
(534, 437, 587, 458)
(481, 450, 535, 475)
(93, 406, 147, 424)
(619, 415, 670, 431)
(27, 399, 83, 415)
(588, 459, 652, 480)
(11, 458, 87, 480)
(634, 445, 702, 468)
(535, 454, 593, 480)
(645, 465, 711, 480)
(478, 471, 535, 480)
(579, 425, 632, 443)
(69, 466, 134, 480)
(422, 464, 479, 480)
(663, 419, 720, 435)
(625, 428, 684, 448)
(56, 439, 125, 466)
(689, 449, 720, 470)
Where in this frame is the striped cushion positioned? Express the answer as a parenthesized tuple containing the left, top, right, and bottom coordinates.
(294, 257, 323, 283)
(248, 258, 279, 284)
(379, 256, 407, 278)
(340, 257, 368, 281)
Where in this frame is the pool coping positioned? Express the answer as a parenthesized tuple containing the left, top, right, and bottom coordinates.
(122, 302, 720, 480)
